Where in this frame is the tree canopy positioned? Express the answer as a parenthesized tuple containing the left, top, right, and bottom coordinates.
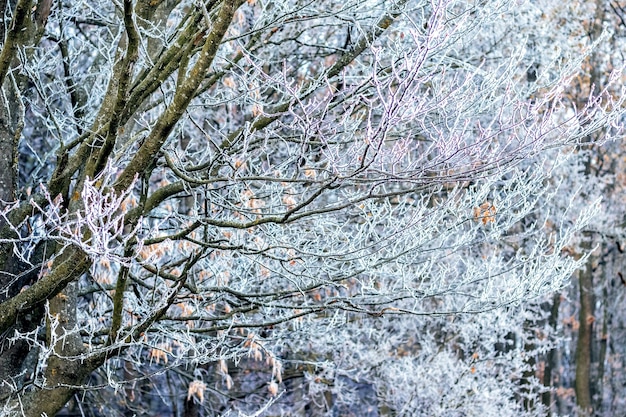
(0, 0, 625, 415)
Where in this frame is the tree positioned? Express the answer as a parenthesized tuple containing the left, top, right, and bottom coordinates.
(0, 0, 622, 415)
(521, 1, 626, 415)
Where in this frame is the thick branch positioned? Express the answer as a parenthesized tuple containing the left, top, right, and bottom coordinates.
(0, 247, 89, 334)
(89, 0, 141, 177)
(0, 0, 32, 87)
(114, 0, 243, 192)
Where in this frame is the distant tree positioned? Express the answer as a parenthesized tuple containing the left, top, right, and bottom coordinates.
(533, 1, 626, 416)
(0, 0, 623, 415)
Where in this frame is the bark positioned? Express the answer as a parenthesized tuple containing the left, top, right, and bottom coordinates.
(0, 115, 16, 270)
(0, 247, 90, 334)
(14, 260, 104, 416)
(521, 321, 537, 412)
(595, 282, 608, 412)
(0, 47, 25, 407)
(0, 0, 32, 87)
(22, 282, 86, 416)
(575, 247, 594, 416)
(0, 0, 52, 403)
(2, 250, 98, 415)
(18, 354, 105, 417)
(542, 292, 561, 415)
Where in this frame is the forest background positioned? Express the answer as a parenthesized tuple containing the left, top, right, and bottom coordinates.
(1, 0, 626, 416)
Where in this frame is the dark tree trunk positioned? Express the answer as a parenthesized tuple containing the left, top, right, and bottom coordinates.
(0, 70, 27, 404)
(575, 249, 594, 416)
(542, 292, 561, 415)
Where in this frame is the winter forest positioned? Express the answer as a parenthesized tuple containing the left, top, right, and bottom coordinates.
(2, 0, 626, 415)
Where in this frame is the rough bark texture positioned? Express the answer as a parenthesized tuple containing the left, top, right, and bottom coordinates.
(0, 68, 24, 406)
(0, 0, 53, 404)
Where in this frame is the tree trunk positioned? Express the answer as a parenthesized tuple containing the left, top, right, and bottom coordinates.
(521, 337, 537, 412)
(0, 69, 27, 404)
(542, 293, 561, 415)
(575, 251, 594, 416)
(16, 279, 104, 416)
(0, 0, 53, 403)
